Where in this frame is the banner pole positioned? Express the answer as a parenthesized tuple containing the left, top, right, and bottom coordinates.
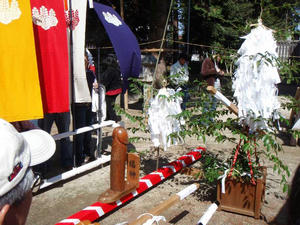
(68, 0, 77, 167)
(97, 48, 103, 157)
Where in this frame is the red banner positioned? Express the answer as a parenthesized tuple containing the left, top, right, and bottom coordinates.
(31, 0, 70, 113)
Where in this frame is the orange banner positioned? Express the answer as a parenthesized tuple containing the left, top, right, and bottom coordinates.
(0, 0, 43, 122)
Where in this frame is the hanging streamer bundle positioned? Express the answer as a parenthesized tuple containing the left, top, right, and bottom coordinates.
(148, 88, 184, 151)
(232, 25, 281, 131)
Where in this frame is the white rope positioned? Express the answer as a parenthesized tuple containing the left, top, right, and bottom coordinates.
(115, 213, 166, 225)
(137, 213, 166, 225)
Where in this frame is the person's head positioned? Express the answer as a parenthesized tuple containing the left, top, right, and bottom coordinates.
(103, 54, 118, 68)
(0, 119, 55, 225)
(178, 53, 188, 66)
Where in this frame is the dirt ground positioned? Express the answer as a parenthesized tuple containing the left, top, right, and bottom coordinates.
(27, 84, 300, 225)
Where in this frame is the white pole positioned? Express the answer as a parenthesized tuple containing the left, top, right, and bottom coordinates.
(39, 121, 116, 190)
(39, 155, 111, 189)
(197, 201, 219, 225)
(53, 120, 116, 140)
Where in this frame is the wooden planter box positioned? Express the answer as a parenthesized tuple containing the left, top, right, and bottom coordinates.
(217, 167, 267, 219)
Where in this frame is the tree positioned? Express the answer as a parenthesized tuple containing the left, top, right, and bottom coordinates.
(187, 0, 299, 50)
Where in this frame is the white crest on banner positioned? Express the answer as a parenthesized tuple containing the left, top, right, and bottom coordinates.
(0, 0, 21, 25)
(32, 6, 58, 30)
(102, 11, 122, 27)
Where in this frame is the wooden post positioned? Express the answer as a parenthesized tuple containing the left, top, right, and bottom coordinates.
(289, 87, 300, 146)
(98, 127, 140, 203)
(110, 127, 128, 191)
(156, 147, 160, 170)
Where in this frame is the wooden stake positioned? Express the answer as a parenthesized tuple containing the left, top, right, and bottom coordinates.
(156, 147, 160, 171)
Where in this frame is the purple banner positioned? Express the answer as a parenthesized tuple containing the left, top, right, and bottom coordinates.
(94, 2, 141, 84)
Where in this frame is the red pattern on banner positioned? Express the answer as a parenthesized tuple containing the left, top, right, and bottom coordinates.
(55, 147, 205, 225)
(65, 9, 79, 30)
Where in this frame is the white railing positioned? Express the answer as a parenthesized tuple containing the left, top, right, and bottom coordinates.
(39, 120, 117, 190)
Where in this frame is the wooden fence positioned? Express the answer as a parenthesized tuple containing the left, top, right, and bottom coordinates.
(276, 40, 299, 61)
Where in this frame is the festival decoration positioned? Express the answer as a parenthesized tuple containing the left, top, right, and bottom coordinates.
(0, 0, 43, 122)
(232, 22, 281, 131)
(93, 2, 141, 90)
(66, 0, 91, 103)
(55, 147, 205, 225)
(148, 87, 184, 151)
(31, 0, 70, 113)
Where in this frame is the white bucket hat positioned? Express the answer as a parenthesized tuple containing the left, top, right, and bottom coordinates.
(0, 118, 55, 196)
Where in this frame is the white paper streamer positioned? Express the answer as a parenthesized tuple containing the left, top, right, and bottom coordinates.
(232, 25, 280, 131)
(148, 88, 184, 151)
(217, 169, 229, 194)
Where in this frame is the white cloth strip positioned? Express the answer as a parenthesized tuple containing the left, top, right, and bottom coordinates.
(53, 121, 115, 140)
(58, 219, 80, 224)
(217, 169, 229, 194)
(197, 202, 219, 225)
(176, 183, 198, 200)
(162, 165, 176, 173)
(83, 206, 104, 217)
(214, 91, 231, 107)
(150, 172, 165, 180)
(140, 179, 153, 188)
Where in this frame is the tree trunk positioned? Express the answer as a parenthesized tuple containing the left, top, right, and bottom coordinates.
(150, 0, 171, 48)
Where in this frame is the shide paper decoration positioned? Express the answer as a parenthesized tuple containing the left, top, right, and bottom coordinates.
(232, 25, 281, 132)
(148, 88, 184, 151)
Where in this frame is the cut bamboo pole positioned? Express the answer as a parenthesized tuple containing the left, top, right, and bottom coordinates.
(207, 86, 238, 116)
(129, 183, 199, 225)
(197, 201, 219, 225)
